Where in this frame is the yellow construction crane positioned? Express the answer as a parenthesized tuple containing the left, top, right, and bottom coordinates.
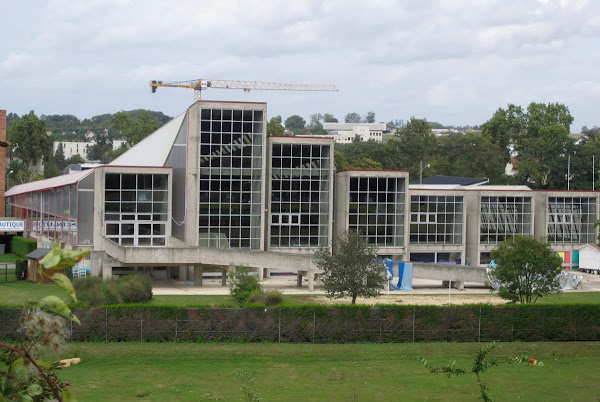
(149, 79, 338, 99)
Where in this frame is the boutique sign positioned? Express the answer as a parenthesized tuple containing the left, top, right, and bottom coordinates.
(0, 220, 25, 232)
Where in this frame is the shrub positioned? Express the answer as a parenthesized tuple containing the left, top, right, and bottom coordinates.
(103, 281, 124, 305)
(246, 291, 266, 305)
(264, 290, 284, 306)
(72, 275, 152, 306)
(10, 236, 37, 257)
(230, 266, 262, 305)
(73, 277, 104, 306)
(118, 275, 153, 303)
(15, 258, 28, 281)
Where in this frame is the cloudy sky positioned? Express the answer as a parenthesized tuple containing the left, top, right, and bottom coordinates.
(1, 0, 598, 130)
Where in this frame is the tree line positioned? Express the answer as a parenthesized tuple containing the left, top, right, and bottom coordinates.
(5, 110, 165, 188)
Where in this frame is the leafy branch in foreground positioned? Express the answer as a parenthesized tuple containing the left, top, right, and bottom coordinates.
(0, 242, 88, 401)
(420, 342, 543, 402)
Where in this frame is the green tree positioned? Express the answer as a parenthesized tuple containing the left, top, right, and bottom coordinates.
(323, 113, 338, 123)
(229, 266, 262, 305)
(271, 115, 282, 124)
(490, 236, 562, 303)
(267, 117, 285, 136)
(433, 133, 506, 183)
(308, 113, 326, 135)
(112, 111, 159, 147)
(284, 115, 306, 131)
(392, 117, 437, 177)
(365, 111, 376, 123)
(314, 230, 386, 304)
(348, 157, 383, 170)
(334, 149, 350, 171)
(7, 160, 44, 188)
(344, 112, 361, 123)
(7, 111, 49, 165)
(481, 104, 526, 162)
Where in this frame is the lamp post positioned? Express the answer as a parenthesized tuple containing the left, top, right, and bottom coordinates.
(419, 161, 430, 185)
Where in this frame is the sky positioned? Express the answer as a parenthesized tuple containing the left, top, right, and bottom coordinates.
(1, 0, 599, 130)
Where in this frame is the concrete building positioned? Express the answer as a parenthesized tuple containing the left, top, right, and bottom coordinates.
(53, 140, 128, 161)
(323, 122, 386, 143)
(4, 100, 599, 290)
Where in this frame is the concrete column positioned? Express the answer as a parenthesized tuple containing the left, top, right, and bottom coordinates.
(262, 268, 270, 279)
(297, 272, 303, 287)
(221, 267, 227, 286)
(102, 265, 112, 280)
(179, 266, 187, 281)
(194, 265, 203, 286)
(308, 272, 314, 292)
(453, 281, 465, 291)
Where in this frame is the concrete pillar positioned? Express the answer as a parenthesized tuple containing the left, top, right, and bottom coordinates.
(179, 266, 187, 281)
(308, 272, 314, 292)
(262, 268, 270, 279)
(102, 265, 112, 280)
(453, 281, 465, 291)
(194, 265, 203, 286)
(297, 272, 303, 287)
(221, 267, 227, 286)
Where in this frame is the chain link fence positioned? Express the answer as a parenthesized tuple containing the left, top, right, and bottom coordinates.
(0, 263, 17, 284)
(1, 306, 599, 343)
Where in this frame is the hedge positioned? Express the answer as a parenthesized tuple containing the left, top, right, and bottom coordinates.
(1, 304, 599, 343)
(15, 258, 27, 281)
(10, 236, 37, 258)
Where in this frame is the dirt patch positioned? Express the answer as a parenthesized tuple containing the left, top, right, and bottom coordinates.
(303, 293, 507, 306)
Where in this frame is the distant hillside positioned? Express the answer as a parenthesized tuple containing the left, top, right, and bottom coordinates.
(38, 110, 172, 134)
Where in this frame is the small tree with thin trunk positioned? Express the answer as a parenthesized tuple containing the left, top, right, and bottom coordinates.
(314, 230, 386, 304)
(490, 236, 562, 303)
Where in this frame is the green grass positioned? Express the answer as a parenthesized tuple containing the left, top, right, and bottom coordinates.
(0, 253, 21, 263)
(41, 341, 600, 401)
(2, 278, 600, 306)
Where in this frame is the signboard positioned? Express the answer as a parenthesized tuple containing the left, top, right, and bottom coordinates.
(0, 220, 25, 232)
(32, 221, 77, 232)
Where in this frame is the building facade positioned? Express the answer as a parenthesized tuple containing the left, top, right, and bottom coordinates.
(323, 122, 386, 143)
(5, 101, 599, 284)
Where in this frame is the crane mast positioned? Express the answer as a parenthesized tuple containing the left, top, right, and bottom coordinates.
(150, 79, 338, 99)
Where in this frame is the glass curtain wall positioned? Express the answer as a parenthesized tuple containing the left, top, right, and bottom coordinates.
(104, 173, 169, 247)
(270, 143, 331, 248)
(198, 108, 263, 249)
(348, 177, 405, 246)
(6, 185, 79, 245)
(547, 197, 597, 243)
(409, 195, 463, 244)
(480, 196, 531, 244)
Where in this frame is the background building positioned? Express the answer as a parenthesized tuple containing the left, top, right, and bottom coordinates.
(323, 122, 386, 143)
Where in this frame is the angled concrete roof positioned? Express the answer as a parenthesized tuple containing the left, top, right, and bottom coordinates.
(109, 111, 186, 167)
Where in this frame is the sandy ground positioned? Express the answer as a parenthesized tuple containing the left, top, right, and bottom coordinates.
(151, 271, 600, 306)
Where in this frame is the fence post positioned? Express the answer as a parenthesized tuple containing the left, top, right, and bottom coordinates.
(278, 309, 281, 343)
(312, 309, 316, 344)
(105, 308, 108, 342)
(412, 308, 416, 343)
(175, 308, 178, 341)
(478, 306, 482, 343)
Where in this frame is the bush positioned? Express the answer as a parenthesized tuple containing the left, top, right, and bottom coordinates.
(118, 275, 153, 303)
(246, 291, 266, 305)
(10, 236, 36, 258)
(103, 281, 124, 305)
(230, 266, 262, 305)
(15, 258, 27, 281)
(72, 275, 152, 306)
(265, 290, 284, 306)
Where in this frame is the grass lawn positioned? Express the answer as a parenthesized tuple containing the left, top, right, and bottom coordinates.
(0, 253, 21, 263)
(2, 278, 600, 306)
(42, 341, 600, 401)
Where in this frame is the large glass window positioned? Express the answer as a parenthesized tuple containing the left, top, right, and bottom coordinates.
(547, 197, 597, 244)
(198, 108, 263, 249)
(104, 173, 169, 247)
(480, 196, 531, 244)
(270, 143, 331, 248)
(348, 177, 405, 247)
(410, 195, 463, 244)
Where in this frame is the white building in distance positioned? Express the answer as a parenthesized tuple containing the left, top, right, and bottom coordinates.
(323, 122, 386, 143)
(53, 141, 128, 161)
